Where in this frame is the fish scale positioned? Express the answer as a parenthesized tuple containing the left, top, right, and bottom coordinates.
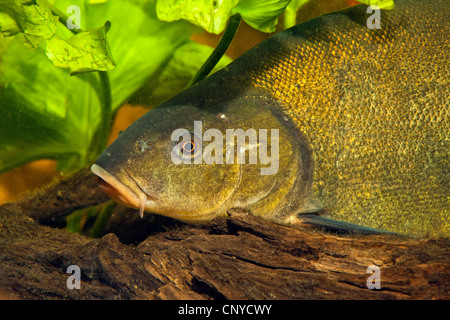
(92, 0, 449, 237)
(247, 0, 449, 234)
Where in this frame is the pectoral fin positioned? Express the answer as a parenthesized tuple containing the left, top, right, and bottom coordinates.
(293, 212, 401, 236)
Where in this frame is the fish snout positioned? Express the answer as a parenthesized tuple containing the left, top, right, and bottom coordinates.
(90, 164, 149, 218)
(96, 176, 135, 207)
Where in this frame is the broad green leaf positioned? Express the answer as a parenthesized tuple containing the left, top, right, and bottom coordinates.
(156, 0, 292, 34)
(66, 0, 202, 109)
(46, 21, 116, 75)
(358, 0, 395, 10)
(0, 0, 58, 48)
(130, 41, 232, 106)
(232, 0, 291, 33)
(0, 0, 205, 173)
(156, 0, 239, 34)
(0, 11, 19, 37)
(0, 36, 103, 173)
(284, 0, 310, 29)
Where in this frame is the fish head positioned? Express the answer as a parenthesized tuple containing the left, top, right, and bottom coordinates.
(91, 79, 314, 224)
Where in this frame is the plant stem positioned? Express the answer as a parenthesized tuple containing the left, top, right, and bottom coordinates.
(98, 71, 112, 151)
(187, 13, 241, 88)
(49, 3, 113, 152)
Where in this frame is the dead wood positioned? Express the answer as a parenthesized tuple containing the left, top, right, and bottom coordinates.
(0, 169, 449, 300)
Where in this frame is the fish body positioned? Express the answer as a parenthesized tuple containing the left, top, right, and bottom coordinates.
(91, 0, 449, 236)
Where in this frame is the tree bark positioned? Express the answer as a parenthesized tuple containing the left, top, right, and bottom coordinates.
(0, 169, 449, 300)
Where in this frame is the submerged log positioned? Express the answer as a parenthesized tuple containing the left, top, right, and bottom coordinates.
(0, 169, 449, 300)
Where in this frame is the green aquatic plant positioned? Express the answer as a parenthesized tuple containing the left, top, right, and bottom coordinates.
(0, 0, 394, 175)
(0, 0, 226, 174)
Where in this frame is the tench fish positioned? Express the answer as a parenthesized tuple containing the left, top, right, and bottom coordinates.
(91, 0, 449, 237)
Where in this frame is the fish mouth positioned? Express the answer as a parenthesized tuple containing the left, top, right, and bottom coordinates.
(90, 164, 151, 218)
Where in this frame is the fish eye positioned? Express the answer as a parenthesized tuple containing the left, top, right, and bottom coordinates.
(182, 141, 195, 153)
(178, 132, 201, 159)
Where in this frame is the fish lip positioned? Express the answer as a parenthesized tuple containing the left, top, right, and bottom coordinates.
(122, 168, 150, 198)
(90, 164, 149, 211)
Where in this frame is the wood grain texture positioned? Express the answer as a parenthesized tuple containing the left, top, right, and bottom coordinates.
(1, 172, 448, 300)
